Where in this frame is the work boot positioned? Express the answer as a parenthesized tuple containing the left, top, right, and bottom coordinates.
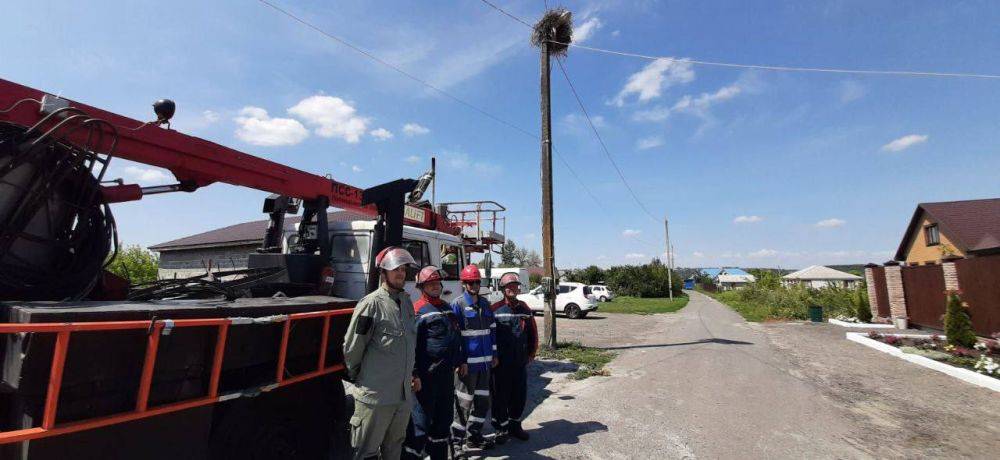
(493, 429, 508, 445)
(508, 423, 530, 441)
(451, 442, 466, 459)
(465, 434, 494, 450)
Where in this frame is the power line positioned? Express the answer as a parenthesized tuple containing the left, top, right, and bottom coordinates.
(479, 0, 533, 28)
(559, 42, 1000, 80)
(555, 57, 660, 223)
(256, 0, 614, 221)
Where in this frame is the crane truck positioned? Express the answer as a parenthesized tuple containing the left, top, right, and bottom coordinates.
(0, 78, 504, 459)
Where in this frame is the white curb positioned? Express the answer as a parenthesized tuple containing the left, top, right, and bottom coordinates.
(846, 332, 1000, 393)
(828, 318, 895, 329)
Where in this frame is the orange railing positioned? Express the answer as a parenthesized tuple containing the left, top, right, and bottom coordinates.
(0, 307, 353, 445)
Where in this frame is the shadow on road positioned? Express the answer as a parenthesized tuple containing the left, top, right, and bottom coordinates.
(487, 419, 610, 459)
(602, 337, 753, 350)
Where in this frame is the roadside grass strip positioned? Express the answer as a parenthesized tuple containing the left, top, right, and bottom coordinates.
(537, 342, 617, 380)
(846, 332, 1000, 393)
(599, 295, 689, 315)
(828, 318, 895, 329)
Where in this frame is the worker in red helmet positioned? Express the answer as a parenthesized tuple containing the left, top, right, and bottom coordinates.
(449, 264, 498, 455)
(490, 272, 538, 443)
(402, 266, 467, 460)
(344, 246, 420, 460)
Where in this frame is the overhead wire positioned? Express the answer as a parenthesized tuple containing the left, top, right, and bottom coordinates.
(558, 43, 1000, 80)
(255, 0, 618, 224)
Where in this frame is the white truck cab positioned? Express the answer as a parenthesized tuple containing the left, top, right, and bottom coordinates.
(287, 220, 468, 303)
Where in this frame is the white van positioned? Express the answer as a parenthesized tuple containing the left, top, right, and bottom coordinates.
(292, 220, 468, 304)
(517, 281, 598, 319)
(589, 285, 614, 302)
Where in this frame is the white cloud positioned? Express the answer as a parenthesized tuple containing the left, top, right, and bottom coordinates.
(403, 123, 430, 136)
(839, 80, 866, 104)
(881, 134, 928, 152)
(122, 166, 170, 183)
(611, 30, 620, 37)
(288, 95, 370, 143)
(622, 229, 642, 238)
(625, 253, 647, 260)
(612, 58, 694, 106)
(369, 127, 394, 141)
(692, 251, 705, 258)
(733, 215, 762, 224)
(632, 106, 671, 122)
(202, 110, 219, 123)
(441, 151, 500, 176)
(671, 83, 742, 119)
(562, 113, 606, 128)
(574, 17, 603, 43)
(404, 155, 422, 164)
(816, 218, 846, 228)
(352, 165, 363, 173)
(636, 136, 664, 150)
(748, 248, 778, 258)
(523, 233, 537, 240)
(234, 106, 309, 146)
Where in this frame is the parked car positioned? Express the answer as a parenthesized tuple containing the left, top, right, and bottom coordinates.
(517, 282, 598, 319)
(589, 285, 614, 302)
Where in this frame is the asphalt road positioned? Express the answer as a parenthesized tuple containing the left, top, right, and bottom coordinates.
(479, 291, 1000, 459)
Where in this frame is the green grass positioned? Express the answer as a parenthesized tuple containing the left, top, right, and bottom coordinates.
(598, 295, 689, 315)
(708, 290, 771, 322)
(536, 341, 617, 380)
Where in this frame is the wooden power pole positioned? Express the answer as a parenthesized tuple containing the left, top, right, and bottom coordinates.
(533, 9, 571, 349)
(665, 217, 673, 300)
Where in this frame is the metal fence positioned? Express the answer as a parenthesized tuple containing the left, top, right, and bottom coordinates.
(955, 256, 1000, 336)
(870, 266, 891, 318)
(901, 264, 946, 330)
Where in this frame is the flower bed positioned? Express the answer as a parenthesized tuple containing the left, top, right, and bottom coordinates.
(828, 315, 895, 329)
(865, 332, 999, 379)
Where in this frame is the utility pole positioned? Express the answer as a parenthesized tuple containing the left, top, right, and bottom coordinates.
(533, 9, 571, 349)
(665, 217, 673, 300)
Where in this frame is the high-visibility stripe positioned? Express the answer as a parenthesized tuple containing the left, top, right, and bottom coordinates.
(428, 437, 449, 443)
(455, 390, 473, 401)
(492, 345, 497, 351)
(451, 422, 466, 431)
(467, 355, 492, 364)
(469, 415, 486, 423)
(495, 313, 532, 319)
(419, 311, 445, 319)
(474, 389, 490, 396)
(490, 322, 496, 328)
(461, 329, 490, 337)
(404, 446, 420, 456)
(510, 417, 521, 422)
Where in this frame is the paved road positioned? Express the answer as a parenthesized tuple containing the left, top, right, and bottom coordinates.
(480, 291, 1000, 459)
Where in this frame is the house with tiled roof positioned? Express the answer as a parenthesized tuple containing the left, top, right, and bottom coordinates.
(894, 198, 1000, 265)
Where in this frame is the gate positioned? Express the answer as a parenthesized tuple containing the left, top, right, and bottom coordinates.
(901, 264, 946, 330)
(955, 255, 1000, 336)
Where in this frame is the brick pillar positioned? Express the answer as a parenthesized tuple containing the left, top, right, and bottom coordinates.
(864, 266, 880, 318)
(942, 261, 960, 292)
(884, 264, 907, 318)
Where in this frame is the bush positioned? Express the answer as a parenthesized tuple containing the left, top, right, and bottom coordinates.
(106, 244, 159, 284)
(854, 286, 872, 323)
(714, 282, 865, 322)
(943, 293, 977, 348)
(603, 261, 683, 298)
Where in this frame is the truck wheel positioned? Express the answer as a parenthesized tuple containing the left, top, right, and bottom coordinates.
(565, 304, 582, 319)
(600, 296, 608, 302)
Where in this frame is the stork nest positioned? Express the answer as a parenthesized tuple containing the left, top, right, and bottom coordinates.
(532, 8, 572, 55)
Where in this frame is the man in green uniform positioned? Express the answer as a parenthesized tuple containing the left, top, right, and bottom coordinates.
(344, 246, 421, 460)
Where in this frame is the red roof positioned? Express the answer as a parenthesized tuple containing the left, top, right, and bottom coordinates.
(895, 198, 1000, 260)
(149, 211, 371, 251)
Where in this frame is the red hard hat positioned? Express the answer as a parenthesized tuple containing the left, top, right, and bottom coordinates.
(374, 246, 417, 271)
(499, 272, 521, 288)
(460, 264, 481, 282)
(416, 265, 445, 286)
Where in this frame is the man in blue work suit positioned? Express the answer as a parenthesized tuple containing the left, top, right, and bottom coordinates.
(490, 272, 538, 443)
(450, 264, 497, 455)
(402, 266, 467, 460)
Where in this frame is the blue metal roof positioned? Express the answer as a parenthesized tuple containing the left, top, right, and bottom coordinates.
(700, 267, 749, 277)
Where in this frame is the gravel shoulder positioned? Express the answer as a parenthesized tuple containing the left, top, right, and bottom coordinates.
(480, 292, 1000, 459)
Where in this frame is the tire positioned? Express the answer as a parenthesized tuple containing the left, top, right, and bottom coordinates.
(600, 296, 608, 302)
(565, 303, 582, 319)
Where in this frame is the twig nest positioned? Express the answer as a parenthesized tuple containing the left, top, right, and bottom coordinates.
(532, 8, 572, 55)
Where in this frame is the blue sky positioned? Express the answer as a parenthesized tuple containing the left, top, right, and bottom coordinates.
(3, 0, 999, 269)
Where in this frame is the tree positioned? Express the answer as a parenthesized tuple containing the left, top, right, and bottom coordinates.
(854, 286, 872, 323)
(107, 244, 159, 284)
(524, 250, 542, 268)
(514, 247, 530, 266)
(500, 240, 518, 267)
(943, 293, 977, 348)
